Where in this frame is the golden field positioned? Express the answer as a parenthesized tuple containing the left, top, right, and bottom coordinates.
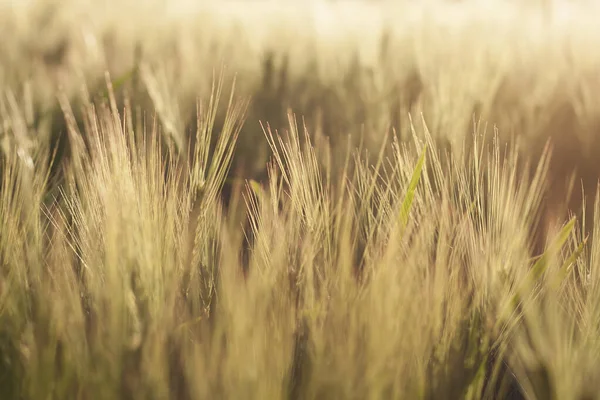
(2, 0, 600, 399)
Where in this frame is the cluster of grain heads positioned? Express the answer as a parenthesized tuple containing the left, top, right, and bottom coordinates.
(502, 193, 600, 400)
(0, 87, 56, 399)
(0, 72, 247, 399)
(1, 71, 599, 399)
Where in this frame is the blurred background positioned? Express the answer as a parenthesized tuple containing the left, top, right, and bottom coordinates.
(1, 0, 600, 233)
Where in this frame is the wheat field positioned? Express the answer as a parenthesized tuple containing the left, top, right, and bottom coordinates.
(2, 0, 600, 399)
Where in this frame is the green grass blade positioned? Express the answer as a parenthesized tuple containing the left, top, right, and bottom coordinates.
(551, 234, 588, 289)
(497, 217, 578, 331)
(399, 144, 427, 228)
(529, 216, 576, 281)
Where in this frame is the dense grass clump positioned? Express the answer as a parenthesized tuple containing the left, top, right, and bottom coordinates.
(3, 1, 600, 399)
(1, 75, 598, 399)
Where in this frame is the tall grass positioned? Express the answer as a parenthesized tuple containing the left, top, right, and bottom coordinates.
(2, 0, 600, 399)
(1, 74, 599, 398)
